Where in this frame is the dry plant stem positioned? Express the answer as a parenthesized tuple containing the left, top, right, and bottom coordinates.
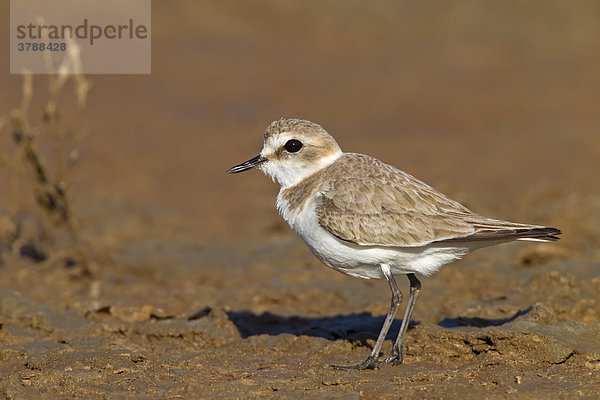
(8, 73, 33, 215)
(46, 76, 66, 183)
(65, 43, 92, 157)
(8, 71, 91, 275)
(11, 111, 69, 224)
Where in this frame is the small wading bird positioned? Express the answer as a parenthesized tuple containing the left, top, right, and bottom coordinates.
(227, 118, 561, 370)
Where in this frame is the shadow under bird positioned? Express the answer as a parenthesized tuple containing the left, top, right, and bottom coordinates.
(227, 118, 561, 370)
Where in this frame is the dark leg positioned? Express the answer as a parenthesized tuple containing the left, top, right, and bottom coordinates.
(333, 265, 403, 370)
(381, 273, 421, 365)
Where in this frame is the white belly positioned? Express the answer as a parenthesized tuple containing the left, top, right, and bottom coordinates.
(277, 194, 470, 280)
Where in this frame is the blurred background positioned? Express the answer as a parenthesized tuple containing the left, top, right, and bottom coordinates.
(2, 1, 599, 245)
(0, 1, 599, 396)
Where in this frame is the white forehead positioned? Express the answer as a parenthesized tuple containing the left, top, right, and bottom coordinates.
(261, 131, 329, 154)
(262, 131, 295, 154)
(262, 130, 339, 156)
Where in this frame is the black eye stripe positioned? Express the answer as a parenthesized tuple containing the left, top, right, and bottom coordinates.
(284, 139, 303, 153)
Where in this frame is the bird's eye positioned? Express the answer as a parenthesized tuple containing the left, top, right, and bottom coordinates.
(284, 139, 303, 153)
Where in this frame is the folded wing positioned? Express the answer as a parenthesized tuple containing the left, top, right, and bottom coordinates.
(317, 154, 561, 247)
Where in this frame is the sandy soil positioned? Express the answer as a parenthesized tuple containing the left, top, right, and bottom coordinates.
(1, 1, 600, 398)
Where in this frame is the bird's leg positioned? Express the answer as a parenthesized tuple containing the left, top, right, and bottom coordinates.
(333, 265, 403, 370)
(382, 273, 421, 366)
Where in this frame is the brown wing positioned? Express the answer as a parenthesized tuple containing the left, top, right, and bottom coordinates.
(316, 154, 560, 247)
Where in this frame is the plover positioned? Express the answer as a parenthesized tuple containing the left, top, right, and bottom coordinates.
(227, 118, 561, 370)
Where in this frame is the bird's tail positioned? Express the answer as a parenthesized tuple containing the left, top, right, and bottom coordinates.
(445, 221, 562, 243)
(514, 227, 562, 242)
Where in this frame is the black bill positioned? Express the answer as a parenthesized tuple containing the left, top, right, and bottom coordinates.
(226, 155, 266, 174)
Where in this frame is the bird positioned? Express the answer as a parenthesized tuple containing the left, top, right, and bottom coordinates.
(226, 118, 561, 370)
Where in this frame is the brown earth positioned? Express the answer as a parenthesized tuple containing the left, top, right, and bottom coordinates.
(1, 1, 600, 398)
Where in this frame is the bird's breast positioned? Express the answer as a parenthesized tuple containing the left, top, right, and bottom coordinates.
(276, 191, 387, 279)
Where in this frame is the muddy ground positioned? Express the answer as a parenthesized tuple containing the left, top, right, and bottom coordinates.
(1, 1, 600, 399)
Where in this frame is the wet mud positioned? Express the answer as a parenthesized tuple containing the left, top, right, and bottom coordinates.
(1, 1, 600, 398)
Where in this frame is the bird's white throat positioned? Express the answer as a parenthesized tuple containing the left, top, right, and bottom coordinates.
(259, 150, 343, 189)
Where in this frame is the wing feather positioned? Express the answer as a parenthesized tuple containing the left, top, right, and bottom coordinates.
(316, 154, 560, 247)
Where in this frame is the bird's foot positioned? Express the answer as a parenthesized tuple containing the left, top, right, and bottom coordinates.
(381, 350, 403, 366)
(332, 355, 379, 370)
